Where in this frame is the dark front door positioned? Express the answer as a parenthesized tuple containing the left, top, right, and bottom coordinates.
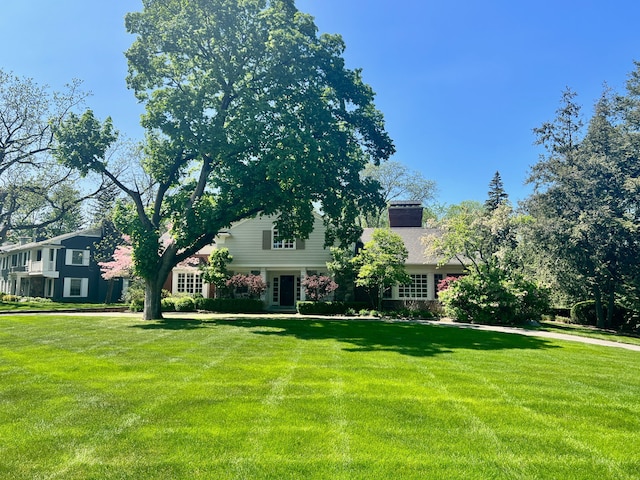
(280, 275, 295, 306)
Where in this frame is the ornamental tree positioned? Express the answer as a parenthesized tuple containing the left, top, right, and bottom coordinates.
(302, 274, 338, 301)
(98, 244, 134, 280)
(226, 274, 267, 299)
(352, 229, 410, 310)
(199, 248, 233, 298)
(54, 0, 394, 320)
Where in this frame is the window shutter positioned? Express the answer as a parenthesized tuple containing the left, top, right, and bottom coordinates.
(296, 238, 305, 250)
(262, 230, 271, 250)
(80, 278, 89, 297)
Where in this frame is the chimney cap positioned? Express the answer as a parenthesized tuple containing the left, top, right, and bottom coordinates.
(389, 200, 422, 207)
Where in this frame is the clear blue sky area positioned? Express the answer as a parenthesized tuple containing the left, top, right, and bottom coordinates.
(2, 1, 640, 205)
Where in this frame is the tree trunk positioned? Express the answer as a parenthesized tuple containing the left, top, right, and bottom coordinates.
(593, 284, 606, 329)
(143, 277, 165, 320)
(104, 278, 114, 304)
(606, 286, 615, 329)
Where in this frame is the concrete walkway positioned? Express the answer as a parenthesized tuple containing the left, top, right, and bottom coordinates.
(427, 319, 640, 352)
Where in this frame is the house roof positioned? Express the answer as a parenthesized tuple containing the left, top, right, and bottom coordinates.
(0, 227, 102, 254)
(361, 227, 466, 267)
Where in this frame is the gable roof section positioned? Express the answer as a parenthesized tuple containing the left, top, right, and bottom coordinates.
(361, 227, 465, 267)
(0, 228, 102, 254)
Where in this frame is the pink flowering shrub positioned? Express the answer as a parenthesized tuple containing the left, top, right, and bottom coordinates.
(302, 275, 338, 301)
(226, 274, 267, 299)
(437, 275, 461, 293)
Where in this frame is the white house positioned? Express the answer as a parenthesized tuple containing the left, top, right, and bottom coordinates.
(166, 202, 467, 309)
(166, 213, 333, 309)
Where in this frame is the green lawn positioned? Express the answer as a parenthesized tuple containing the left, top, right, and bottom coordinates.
(0, 301, 124, 312)
(1, 314, 639, 479)
(537, 320, 640, 347)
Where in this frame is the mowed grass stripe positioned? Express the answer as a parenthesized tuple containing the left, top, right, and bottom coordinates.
(432, 344, 631, 478)
(0, 315, 639, 479)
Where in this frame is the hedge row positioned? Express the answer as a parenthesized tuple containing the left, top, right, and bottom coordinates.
(570, 300, 629, 328)
(132, 297, 265, 313)
(296, 301, 368, 315)
(195, 297, 264, 313)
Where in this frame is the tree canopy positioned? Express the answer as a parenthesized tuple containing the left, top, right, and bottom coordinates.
(55, 0, 394, 319)
(360, 160, 437, 227)
(524, 73, 640, 327)
(0, 70, 105, 243)
(352, 229, 410, 310)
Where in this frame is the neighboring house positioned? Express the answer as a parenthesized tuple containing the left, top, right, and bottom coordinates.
(0, 228, 121, 303)
(165, 213, 333, 309)
(360, 201, 467, 305)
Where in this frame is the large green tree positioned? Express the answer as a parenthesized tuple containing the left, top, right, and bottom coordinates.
(525, 79, 640, 327)
(55, 0, 393, 320)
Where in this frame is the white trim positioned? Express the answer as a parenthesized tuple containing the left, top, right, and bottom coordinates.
(65, 249, 90, 266)
(63, 277, 89, 298)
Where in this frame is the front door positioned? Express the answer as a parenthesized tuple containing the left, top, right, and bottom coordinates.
(280, 275, 295, 307)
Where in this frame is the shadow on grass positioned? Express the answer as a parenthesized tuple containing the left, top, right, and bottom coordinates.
(133, 317, 207, 330)
(133, 317, 560, 357)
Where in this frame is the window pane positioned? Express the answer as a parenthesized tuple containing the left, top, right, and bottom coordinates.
(272, 230, 295, 249)
(399, 274, 429, 299)
(70, 279, 82, 296)
(72, 251, 84, 265)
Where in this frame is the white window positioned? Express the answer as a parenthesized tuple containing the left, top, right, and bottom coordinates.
(66, 249, 90, 266)
(63, 278, 89, 297)
(272, 230, 295, 249)
(45, 278, 55, 297)
(398, 274, 429, 299)
(176, 273, 203, 295)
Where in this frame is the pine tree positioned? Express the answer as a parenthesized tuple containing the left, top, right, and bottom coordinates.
(484, 171, 509, 211)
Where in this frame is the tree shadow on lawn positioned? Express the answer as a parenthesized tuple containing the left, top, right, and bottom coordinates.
(133, 317, 207, 330)
(133, 317, 560, 357)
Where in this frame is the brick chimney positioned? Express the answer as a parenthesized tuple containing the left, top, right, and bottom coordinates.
(388, 201, 423, 227)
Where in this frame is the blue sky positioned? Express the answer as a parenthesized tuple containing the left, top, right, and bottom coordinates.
(2, 1, 640, 205)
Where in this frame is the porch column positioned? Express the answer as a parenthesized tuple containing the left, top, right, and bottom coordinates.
(299, 268, 307, 301)
(428, 272, 436, 301)
(260, 268, 268, 302)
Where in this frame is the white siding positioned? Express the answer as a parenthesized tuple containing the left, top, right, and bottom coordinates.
(214, 214, 331, 270)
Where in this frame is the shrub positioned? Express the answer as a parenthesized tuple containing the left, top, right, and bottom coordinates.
(438, 267, 550, 325)
(2, 294, 20, 302)
(570, 300, 632, 329)
(174, 296, 196, 312)
(124, 279, 145, 312)
(129, 297, 144, 312)
(161, 297, 177, 312)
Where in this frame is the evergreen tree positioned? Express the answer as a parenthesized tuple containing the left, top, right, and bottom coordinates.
(484, 171, 508, 211)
